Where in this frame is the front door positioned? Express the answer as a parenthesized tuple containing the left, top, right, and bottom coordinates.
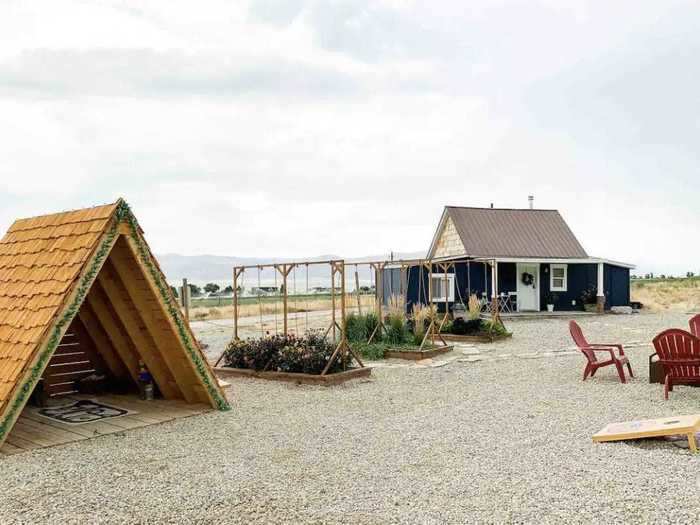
(516, 264, 539, 311)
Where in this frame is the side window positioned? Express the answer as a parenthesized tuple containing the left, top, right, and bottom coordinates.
(550, 264, 568, 292)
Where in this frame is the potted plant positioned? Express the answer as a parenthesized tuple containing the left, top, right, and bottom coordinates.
(545, 292, 558, 312)
(580, 287, 598, 313)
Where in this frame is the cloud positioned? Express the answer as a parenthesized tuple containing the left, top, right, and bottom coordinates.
(0, 1, 699, 274)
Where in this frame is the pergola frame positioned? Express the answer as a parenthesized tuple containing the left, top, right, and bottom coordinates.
(221, 255, 504, 369)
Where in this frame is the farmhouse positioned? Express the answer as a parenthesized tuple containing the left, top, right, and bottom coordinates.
(384, 206, 634, 314)
(0, 199, 228, 453)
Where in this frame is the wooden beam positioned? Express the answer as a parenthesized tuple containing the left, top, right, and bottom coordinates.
(105, 254, 208, 403)
(78, 303, 136, 382)
(96, 266, 190, 402)
(85, 285, 179, 399)
(118, 235, 225, 409)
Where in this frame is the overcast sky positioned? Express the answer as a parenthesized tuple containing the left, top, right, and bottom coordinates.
(1, 1, 699, 275)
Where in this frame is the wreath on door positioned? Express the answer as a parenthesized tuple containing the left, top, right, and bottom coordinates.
(521, 272, 535, 287)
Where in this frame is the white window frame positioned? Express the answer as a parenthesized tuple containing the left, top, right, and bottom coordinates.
(550, 264, 568, 292)
(431, 273, 455, 302)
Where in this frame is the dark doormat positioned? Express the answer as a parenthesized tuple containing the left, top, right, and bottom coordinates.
(37, 400, 135, 425)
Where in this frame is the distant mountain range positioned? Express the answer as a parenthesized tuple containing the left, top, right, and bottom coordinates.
(157, 252, 424, 286)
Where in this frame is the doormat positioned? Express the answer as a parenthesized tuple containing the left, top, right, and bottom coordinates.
(37, 400, 135, 425)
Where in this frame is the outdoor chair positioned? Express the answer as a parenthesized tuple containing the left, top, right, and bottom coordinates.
(651, 329, 700, 400)
(569, 320, 632, 383)
(689, 314, 700, 337)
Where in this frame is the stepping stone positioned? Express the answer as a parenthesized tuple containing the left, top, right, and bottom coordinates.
(461, 348, 481, 356)
(431, 361, 449, 368)
(458, 357, 482, 363)
(517, 353, 542, 359)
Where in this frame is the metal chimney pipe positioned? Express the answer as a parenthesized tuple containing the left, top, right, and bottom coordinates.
(528, 195, 534, 209)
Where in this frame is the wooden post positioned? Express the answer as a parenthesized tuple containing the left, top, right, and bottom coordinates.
(275, 264, 294, 336)
(232, 267, 244, 340)
(354, 267, 362, 314)
(339, 261, 347, 367)
(182, 278, 189, 322)
(331, 263, 337, 341)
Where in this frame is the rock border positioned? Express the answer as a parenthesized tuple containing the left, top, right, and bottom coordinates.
(213, 366, 372, 386)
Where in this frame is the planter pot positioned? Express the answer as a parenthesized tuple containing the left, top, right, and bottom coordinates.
(583, 304, 598, 313)
(546, 304, 554, 312)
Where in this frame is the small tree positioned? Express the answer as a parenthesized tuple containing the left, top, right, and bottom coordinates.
(204, 283, 220, 294)
(222, 285, 234, 295)
(188, 284, 202, 297)
(687, 272, 696, 278)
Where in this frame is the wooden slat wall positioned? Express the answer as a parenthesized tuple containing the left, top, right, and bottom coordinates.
(41, 323, 101, 397)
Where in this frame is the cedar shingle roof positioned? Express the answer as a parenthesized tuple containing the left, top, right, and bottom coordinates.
(432, 206, 588, 259)
(0, 202, 118, 410)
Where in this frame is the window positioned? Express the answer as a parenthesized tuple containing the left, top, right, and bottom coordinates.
(550, 264, 568, 292)
(431, 273, 455, 302)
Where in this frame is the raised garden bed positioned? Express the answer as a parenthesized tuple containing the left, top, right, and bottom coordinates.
(441, 333, 513, 344)
(214, 366, 371, 386)
(384, 345, 454, 360)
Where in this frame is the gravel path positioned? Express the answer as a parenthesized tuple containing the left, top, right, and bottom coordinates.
(2, 312, 699, 523)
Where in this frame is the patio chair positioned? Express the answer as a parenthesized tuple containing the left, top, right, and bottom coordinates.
(689, 314, 700, 337)
(569, 320, 632, 383)
(651, 329, 700, 400)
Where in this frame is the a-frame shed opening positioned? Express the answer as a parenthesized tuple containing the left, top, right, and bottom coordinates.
(28, 235, 213, 407)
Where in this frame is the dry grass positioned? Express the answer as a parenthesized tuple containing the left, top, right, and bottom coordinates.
(189, 295, 376, 321)
(631, 278, 700, 312)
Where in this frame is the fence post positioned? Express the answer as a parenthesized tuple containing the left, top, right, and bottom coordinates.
(182, 278, 190, 322)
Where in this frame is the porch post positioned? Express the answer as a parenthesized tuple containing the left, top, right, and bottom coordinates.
(596, 262, 605, 314)
(491, 260, 499, 315)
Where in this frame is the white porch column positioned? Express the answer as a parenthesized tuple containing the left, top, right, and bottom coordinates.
(491, 261, 498, 299)
(596, 262, 605, 313)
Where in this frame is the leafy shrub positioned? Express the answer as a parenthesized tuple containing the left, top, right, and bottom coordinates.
(222, 333, 351, 374)
(363, 312, 379, 339)
(223, 335, 284, 370)
(481, 319, 508, 336)
(351, 342, 388, 360)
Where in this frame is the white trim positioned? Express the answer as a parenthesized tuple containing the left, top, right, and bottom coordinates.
(550, 263, 568, 292)
(426, 208, 450, 259)
(430, 273, 455, 302)
(431, 254, 635, 269)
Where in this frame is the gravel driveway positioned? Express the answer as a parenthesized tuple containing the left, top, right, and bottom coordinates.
(2, 312, 699, 523)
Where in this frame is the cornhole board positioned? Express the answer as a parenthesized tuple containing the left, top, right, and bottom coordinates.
(593, 415, 700, 452)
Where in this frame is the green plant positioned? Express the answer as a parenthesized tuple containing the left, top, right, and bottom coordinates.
(481, 319, 508, 336)
(351, 342, 388, 360)
(386, 315, 408, 345)
(346, 313, 368, 343)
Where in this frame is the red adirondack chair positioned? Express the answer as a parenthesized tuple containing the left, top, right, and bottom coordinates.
(652, 329, 700, 399)
(569, 320, 632, 383)
(689, 314, 700, 337)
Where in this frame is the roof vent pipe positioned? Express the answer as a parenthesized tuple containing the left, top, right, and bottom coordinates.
(490, 203, 494, 209)
(528, 195, 534, 209)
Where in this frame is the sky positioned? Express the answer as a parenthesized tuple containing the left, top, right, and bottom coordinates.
(1, 0, 699, 276)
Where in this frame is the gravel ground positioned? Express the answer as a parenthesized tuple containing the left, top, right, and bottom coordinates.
(2, 312, 700, 524)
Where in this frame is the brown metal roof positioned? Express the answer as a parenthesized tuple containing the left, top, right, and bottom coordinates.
(442, 206, 588, 258)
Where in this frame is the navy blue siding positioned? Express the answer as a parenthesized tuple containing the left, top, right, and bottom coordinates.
(604, 264, 630, 307)
(539, 263, 598, 311)
(389, 261, 630, 313)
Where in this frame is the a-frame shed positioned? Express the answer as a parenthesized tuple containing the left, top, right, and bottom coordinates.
(0, 199, 229, 450)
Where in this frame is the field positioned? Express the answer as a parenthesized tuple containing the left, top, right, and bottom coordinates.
(631, 276, 700, 312)
(188, 293, 376, 321)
